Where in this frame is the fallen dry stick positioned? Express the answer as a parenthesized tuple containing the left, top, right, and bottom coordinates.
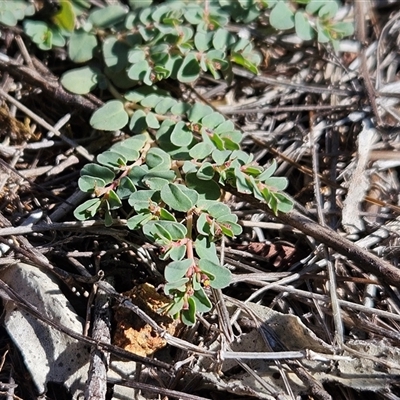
(238, 191, 400, 287)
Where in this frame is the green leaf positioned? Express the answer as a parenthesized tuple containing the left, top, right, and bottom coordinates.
(97, 150, 127, 168)
(305, 0, 324, 14)
(128, 48, 146, 64)
(267, 192, 279, 215)
(146, 112, 160, 129)
(189, 142, 213, 160)
(234, 167, 252, 194)
(128, 0, 153, 10)
(198, 259, 231, 289)
(263, 176, 288, 191)
(331, 21, 354, 37)
(90, 100, 129, 131)
(144, 221, 172, 242)
(81, 164, 115, 183)
(206, 202, 231, 220)
(146, 147, 171, 170)
(194, 236, 220, 264)
(143, 176, 169, 190)
(201, 112, 226, 129)
(0, 1, 35, 26)
(194, 31, 213, 51)
(274, 193, 294, 213)
(127, 212, 153, 230)
(140, 94, 163, 108)
(68, 29, 97, 63)
(23, 20, 54, 50)
(212, 28, 235, 50)
(186, 173, 221, 201)
(316, 20, 331, 43)
(171, 102, 191, 115)
(318, 1, 338, 19)
(103, 36, 130, 72)
(269, 0, 294, 30)
(0, 11, 18, 27)
(294, 11, 314, 41)
(217, 134, 238, 151)
(171, 121, 193, 147)
(128, 166, 150, 186)
(187, 103, 213, 123)
(220, 220, 242, 237)
(184, 6, 203, 24)
(192, 287, 212, 313)
(242, 165, 263, 177)
(116, 176, 136, 199)
(155, 98, 178, 114)
(145, 170, 176, 182)
(61, 66, 100, 95)
(164, 280, 188, 296)
(258, 160, 278, 181)
(104, 207, 113, 227)
(129, 109, 147, 133)
(52, 0, 75, 32)
(182, 161, 197, 175)
(164, 259, 193, 283)
(139, 6, 153, 24)
(196, 212, 211, 236)
(78, 175, 106, 193)
(160, 208, 176, 221)
(110, 144, 139, 162)
(89, 4, 128, 28)
(230, 52, 258, 75)
(107, 189, 122, 210)
(177, 52, 201, 83)
(105, 67, 134, 89)
(168, 245, 186, 261)
(161, 183, 198, 212)
(181, 297, 196, 326)
(196, 162, 215, 180)
(74, 198, 101, 220)
(127, 60, 151, 81)
(212, 149, 231, 165)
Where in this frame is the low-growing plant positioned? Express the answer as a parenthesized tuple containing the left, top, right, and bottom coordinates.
(3, 0, 354, 324)
(74, 116, 293, 325)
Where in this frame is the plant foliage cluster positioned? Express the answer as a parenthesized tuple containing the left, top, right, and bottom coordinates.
(1, 0, 354, 324)
(74, 113, 293, 324)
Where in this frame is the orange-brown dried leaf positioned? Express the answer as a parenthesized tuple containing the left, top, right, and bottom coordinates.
(113, 283, 181, 357)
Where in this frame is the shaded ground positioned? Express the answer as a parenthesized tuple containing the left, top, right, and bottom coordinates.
(1, 1, 400, 399)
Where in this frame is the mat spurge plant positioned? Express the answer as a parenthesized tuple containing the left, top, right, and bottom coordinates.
(3, 0, 354, 324)
(73, 114, 293, 324)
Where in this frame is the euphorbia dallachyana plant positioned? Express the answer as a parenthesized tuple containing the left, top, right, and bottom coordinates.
(6, 0, 353, 324)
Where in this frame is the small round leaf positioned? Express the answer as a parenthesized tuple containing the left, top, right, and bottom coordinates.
(90, 100, 129, 131)
(78, 175, 106, 193)
(270, 0, 294, 30)
(177, 52, 200, 83)
(294, 11, 314, 41)
(171, 121, 193, 147)
(165, 259, 193, 283)
(161, 183, 197, 212)
(74, 198, 101, 220)
(68, 29, 97, 63)
(81, 163, 115, 183)
(198, 259, 231, 289)
(61, 66, 100, 95)
(89, 5, 128, 28)
(97, 150, 127, 168)
(189, 142, 213, 160)
(129, 109, 147, 133)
